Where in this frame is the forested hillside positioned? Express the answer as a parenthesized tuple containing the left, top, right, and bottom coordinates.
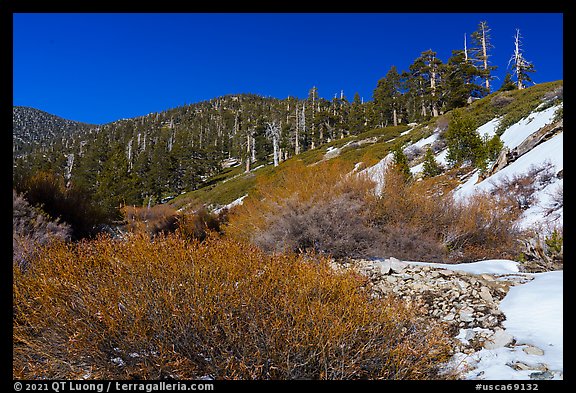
(14, 21, 535, 217)
(13, 106, 95, 156)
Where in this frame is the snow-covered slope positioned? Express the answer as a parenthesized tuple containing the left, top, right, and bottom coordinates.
(361, 100, 563, 235)
(399, 102, 563, 233)
(451, 104, 563, 231)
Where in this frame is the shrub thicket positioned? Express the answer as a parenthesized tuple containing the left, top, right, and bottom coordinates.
(489, 161, 557, 212)
(121, 204, 179, 236)
(228, 160, 522, 263)
(226, 160, 382, 259)
(176, 207, 224, 242)
(13, 190, 71, 268)
(372, 165, 521, 262)
(121, 203, 224, 241)
(15, 171, 112, 240)
(13, 233, 454, 380)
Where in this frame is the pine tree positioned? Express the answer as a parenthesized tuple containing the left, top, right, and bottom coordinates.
(420, 49, 443, 117)
(484, 134, 504, 164)
(443, 49, 487, 111)
(509, 29, 535, 90)
(407, 57, 429, 122)
(470, 21, 497, 92)
(422, 147, 443, 178)
(392, 145, 412, 181)
(498, 72, 517, 91)
(348, 93, 366, 135)
(445, 110, 484, 168)
(373, 65, 403, 126)
(405, 50, 443, 121)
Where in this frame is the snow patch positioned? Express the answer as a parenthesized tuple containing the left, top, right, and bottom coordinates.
(411, 132, 439, 148)
(407, 259, 520, 275)
(500, 104, 561, 150)
(403, 258, 563, 379)
(454, 270, 563, 380)
(453, 132, 563, 205)
(214, 195, 247, 214)
(476, 117, 501, 139)
(358, 153, 393, 195)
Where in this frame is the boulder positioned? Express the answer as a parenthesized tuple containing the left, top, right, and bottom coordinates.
(523, 345, 545, 356)
(479, 286, 494, 303)
(459, 307, 475, 323)
(484, 329, 514, 349)
(377, 260, 391, 275)
(530, 371, 554, 380)
(388, 257, 408, 273)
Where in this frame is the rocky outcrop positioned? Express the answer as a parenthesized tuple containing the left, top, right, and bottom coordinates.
(483, 119, 563, 179)
(347, 259, 527, 334)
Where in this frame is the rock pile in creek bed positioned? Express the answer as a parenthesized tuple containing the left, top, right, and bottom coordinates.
(333, 257, 534, 356)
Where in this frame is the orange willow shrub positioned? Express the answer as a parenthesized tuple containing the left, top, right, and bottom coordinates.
(121, 204, 179, 236)
(13, 233, 455, 380)
(121, 203, 224, 242)
(372, 165, 522, 262)
(225, 160, 383, 259)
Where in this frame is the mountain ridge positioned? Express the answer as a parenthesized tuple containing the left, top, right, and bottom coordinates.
(13, 105, 96, 156)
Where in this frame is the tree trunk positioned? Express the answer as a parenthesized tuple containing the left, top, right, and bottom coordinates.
(514, 30, 524, 90)
(272, 138, 279, 167)
(245, 132, 251, 172)
(464, 33, 468, 62)
(295, 105, 300, 155)
(481, 22, 490, 91)
(430, 60, 439, 117)
(266, 122, 281, 167)
(251, 134, 256, 162)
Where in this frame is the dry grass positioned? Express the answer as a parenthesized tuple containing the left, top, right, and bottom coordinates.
(13, 233, 455, 380)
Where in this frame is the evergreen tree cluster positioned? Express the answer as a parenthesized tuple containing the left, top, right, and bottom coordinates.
(445, 109, 504, 171)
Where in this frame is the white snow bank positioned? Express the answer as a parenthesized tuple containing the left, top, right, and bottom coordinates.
(516, 178, 563, 231)
(454, 270, 563, 380)
(476, 117, 501, 139)
(213, 194, 247, 214)
(411, 132, 439, 148)
(407, 259, 520, 275)
(358, 153, 393, 195)
(409, 161, 424, 175)
(401, 258, 563, 379)
(486, 132, 563, 190)
(500, 271, 563, 370)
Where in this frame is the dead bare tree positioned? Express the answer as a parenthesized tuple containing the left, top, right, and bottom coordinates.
(265, 121, 281, 167)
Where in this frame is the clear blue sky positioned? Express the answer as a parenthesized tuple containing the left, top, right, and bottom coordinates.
(13, 13, 563, 125)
